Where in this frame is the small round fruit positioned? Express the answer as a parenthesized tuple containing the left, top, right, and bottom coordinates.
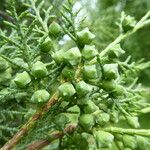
(123, 135, 137, 149)
(136, 136, 150, 150)
(64, 47, 81, 66)
(122, 15, 136, 32)
(31, 61, 48, 78)
(112, 85, 125, 96)
(79, 133, 97, 149)
(31, 89, 50, 103)
(52, 50, 65, 64)
(94, 131, 114, 148)
(58, 82, 76, 98)
(77, 95, 90, 105)
(83, 64, 98, 79)
(75, 81, 92, 97)
(79, 114, 95, 131)
(116, 141, 124, 150)
(107, 44, 125, 58)
(14, 71, 31, 88)
(83, 100, 99, 113)
(96, 112, 110, 126)
(103, 63, 118, 80)
(49, 21, 61, 37)
(40, 37, 53, 52)
(62, 66, 75, 80)
(82, 45, 98, 60)
(54, 113, 69, 128)
(101, 80, 116, 91)
(77, 27, 95, 46)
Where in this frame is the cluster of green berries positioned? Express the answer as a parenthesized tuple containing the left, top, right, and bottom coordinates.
(0, 21, 62, 103)
(0, 16, 149, 150)
(50, 26, 149, 149)
(51, 27, 124, 148)
(121, 12, 137, 33)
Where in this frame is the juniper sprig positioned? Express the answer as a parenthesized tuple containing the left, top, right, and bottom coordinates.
(0, 0, 150, 150)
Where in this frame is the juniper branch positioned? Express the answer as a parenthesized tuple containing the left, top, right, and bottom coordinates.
(100, 11, 150, 58)
(1, 92, 59, 150)
(103, 127, 150, 137)
(27, 124, 77, 150)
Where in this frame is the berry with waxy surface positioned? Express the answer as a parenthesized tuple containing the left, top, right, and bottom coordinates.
(49, 21, 61, 36)
(116, 141, 124, 150)
(101, 80, 116, 91)
(77, 95, 90, 105)
(54, 113, 69, 128)
(107, 44, 125, 58)
(122, 15, 136, 32)
(77, 27, 95, 46)
(103, 63, 119, 80)
(79, 133, 97, 149)
(40, 37, 53, 52)
(58, 82, 76, 98)
(31, 89, 50, 103)
(136, 136, 150, 150)
(14, 71, 31, 88)
(83, 64, 98, 79)
(82, 45, 98, 60)
(79, 114, 95, 131)
(94, 131, 114, 148)
(115, 134, 123, 141)
(112, 84, 125, 96)
(32, 61, 48, 78)
(75, 81, 92, 97)
(123, 135, 137, 149)
(83, 100, 99, 113)
(96, 112, 110, 126)
(72, 133, 96, 150)
(64, 47, 81, 66)
(52, 50, 65, 64)
(62, 66, 75, 80)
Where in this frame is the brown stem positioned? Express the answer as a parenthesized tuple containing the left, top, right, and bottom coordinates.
(27, 124, 77, 150)
(1, 92, 59, 150)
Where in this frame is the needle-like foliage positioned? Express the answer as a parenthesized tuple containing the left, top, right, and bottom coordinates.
(0, 0, 150, 150)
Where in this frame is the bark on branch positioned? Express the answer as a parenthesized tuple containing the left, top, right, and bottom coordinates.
(1, 92, 59, 150)
(27, 124, 77, 150)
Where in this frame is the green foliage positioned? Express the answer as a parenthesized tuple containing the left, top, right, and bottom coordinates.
(31, 89, 50, 103)
(84, 0, 150, 85)
(0, 0, 150, 149)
